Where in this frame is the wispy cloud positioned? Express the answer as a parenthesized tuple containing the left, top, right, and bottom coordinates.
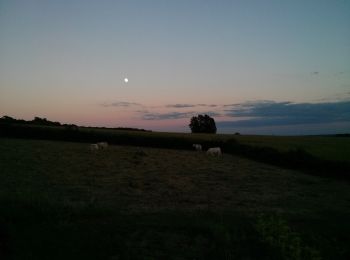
(166, 104, 196, 108)
(197, 104, 218, 107)
(221, 100, 350, 127)
(140, 111, 222, 120)
(102, 102, 220, 109)
(166, 103, 218, 108)
(142, 111, 195, 120)
(100, 101, 142, 107)
(201, 111, 222, 117)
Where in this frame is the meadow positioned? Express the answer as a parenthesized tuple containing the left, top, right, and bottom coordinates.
(1, 123, 349, 181)
(80, 128, 350, 163)
(1, 137, 350, 259)
(2, 122, 350, 160)
(234, 135, 350, 162)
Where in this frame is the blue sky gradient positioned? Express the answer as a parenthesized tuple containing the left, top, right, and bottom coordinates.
(1, 0, 349, 134)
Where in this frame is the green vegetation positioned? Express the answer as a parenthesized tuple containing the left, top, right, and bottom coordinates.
(1, 138, 350, 259)
(1, 123, 349, 181)
(234, 135, 350, 162)
(1, 122, 349, 162)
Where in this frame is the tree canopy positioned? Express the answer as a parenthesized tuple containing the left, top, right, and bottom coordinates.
(189, 114, 217, 134)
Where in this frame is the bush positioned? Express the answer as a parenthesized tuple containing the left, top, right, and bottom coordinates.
(256, 214, 322, 260)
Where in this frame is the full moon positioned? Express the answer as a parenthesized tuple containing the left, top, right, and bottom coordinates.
(124, 78, 128, 83)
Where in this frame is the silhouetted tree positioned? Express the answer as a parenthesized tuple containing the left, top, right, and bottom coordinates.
(31, 117, 61, 126)
(0, 116, 26, 124)
(189, 114, 217, 133)
(1, 116, 16, 122)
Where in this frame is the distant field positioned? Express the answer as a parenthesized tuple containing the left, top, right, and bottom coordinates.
(1, 137, 350, 259)
(234, 135, 350, 162)
(80, 128, 350, 162)
(2, 123, 350, 164)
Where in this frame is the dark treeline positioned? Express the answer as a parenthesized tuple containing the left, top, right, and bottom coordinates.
(0, 122, 189, 148)
(0, 120, 349, 182)
(335, 133, 350, 137)
(1, 115, 62, 126)
(79, 126, 151, 132)
(0, 116, 151, 132)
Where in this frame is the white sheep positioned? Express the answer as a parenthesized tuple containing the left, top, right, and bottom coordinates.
(192, 144, 202, 151)
(97, 142, 108, 149)
(90, 144, 99, 151)
(206, 147, 222, 156)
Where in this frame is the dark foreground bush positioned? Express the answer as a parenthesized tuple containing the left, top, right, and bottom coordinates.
(0, 197, 329, 260)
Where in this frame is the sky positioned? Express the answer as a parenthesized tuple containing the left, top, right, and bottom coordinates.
(1, 0, 350, 134)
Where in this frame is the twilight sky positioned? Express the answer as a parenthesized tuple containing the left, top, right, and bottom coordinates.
(1, 0, 350, 134)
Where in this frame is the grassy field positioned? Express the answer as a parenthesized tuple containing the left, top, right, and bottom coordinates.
(79, 128, 350, 162)
(1, 137, 350, 259)
(233, 135, 350, 162)
(2, 123, 350, 164)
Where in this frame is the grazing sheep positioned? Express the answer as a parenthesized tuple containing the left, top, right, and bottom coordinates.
(97, 142, 108, 149)
(206, 147, 222, 156)
(90, 144, 99, 151)
(192, 144, 202, 151)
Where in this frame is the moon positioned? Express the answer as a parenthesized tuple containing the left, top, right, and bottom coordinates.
(124, 78, 128, 83)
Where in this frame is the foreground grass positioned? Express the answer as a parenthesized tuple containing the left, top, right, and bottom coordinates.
(1, 138, 350, 259)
